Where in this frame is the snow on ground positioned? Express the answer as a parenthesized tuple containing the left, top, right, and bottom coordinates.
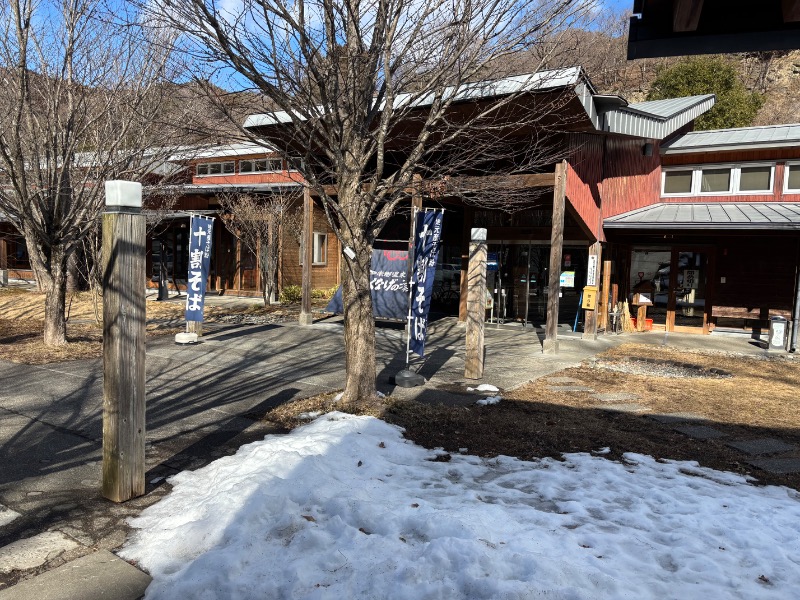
(122, 413, 800, 600)
(467, 384, 500, 393)
(476, 395, 501, 406)
(0, 505, 20, 528)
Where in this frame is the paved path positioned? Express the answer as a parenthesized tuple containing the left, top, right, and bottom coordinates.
(1, 316, 795, 597)
(0, 316, 616, 596)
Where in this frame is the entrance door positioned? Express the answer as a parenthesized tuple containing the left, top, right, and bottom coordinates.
(667, 250, 711, 333)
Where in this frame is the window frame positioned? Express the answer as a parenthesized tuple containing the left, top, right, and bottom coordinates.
(239, 157, 283, 174)
(299, 231, 328, 266)
(784, 162, 800, 193)
(661, 162, 775, 197)
(196, 161, 235, 177)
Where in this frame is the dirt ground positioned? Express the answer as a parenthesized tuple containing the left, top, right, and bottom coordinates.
(268, 344, 800, 492)
(0, 288, 303, 364)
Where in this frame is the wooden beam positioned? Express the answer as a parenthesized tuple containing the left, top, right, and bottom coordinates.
(783, 0, 800, 22)
(311, 172, 557, 198)
(543, 160, 567, 354)
(598, 259, 612, 332)
(673, 0, 704, 32)
(299, 186, 314, 325)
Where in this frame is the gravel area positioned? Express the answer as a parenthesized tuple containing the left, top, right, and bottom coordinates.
(215, 313, 296, 325)
(595, 357, 732, 379)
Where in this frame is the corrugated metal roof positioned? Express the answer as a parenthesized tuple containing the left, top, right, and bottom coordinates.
(245, 68, 585, 128)
(662, 123, 800, 153)
(626, 96, 715, 119)
(604, 202, 800, 230)
(600, 95, 715, 139)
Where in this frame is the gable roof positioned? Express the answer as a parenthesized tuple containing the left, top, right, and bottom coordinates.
(661, 123, 800, 154)
(604, 202, 800, 230)
(244, 68, 715, 142)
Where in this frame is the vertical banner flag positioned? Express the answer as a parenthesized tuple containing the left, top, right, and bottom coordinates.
(409, 210, 444, 357)
(185, 215, 214, 322)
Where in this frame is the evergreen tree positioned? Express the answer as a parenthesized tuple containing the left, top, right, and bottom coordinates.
(647, 57, 764, 130)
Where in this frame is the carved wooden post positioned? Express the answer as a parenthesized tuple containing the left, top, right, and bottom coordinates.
(299, 186, 314, 325)
(465, 228, 487, 379)
(543, 160, 567, 354)
(102, 181, 146, 503)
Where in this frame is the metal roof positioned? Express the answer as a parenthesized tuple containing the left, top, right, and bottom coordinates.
(604, 202, 800, 230)
(244, 68, 715, 142)
(661, 123, 800, 154)
(244, 68, 586, 128)
(599, 95, 716, 139)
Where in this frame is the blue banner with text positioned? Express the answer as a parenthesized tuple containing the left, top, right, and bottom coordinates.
(185, 215, 214, 322)
(409, 210, 443, 357)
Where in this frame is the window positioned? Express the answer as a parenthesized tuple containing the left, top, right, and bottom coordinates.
(663, 170, 693, 194)
(240, 158, 283, 173)
(699, 168, 731, 193)
(786, 164, 800, 192)
(739, 166, 772, 192)
(300, 232, 328, 266)
(196, 161, 234, 176)
(662, 163, 775, 196)
(287, 157, 305, 172)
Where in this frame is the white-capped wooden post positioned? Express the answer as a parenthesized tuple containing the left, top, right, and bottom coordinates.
(465, 228, 487, 379)
(299, 186, 314, 325)
(543, 160, 567, 354)
(102, 181, 146, 503)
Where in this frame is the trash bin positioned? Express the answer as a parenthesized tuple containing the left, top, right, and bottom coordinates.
(769, 316, 788, 351)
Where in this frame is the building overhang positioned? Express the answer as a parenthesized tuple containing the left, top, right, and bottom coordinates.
(627, 0, 800, 59)
(604, 202, 800, 231)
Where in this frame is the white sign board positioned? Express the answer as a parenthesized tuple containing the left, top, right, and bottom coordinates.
(586, 255, 598, 287)
(559, 271, 575, 288)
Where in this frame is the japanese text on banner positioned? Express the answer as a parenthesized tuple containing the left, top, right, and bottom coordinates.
(409, 210, 443, 358)
(185, 216, 214, 322)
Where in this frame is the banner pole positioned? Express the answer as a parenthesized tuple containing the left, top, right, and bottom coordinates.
(405, 205, 418, 370)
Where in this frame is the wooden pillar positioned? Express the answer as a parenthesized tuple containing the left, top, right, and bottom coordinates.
(102, 181, 146, 503)
(465, 228, 487, 379)
(458, 206, 475, 322)
(0, 236, 7, 287)
(583, 241, 602, 339)
(543, 160, 567, 354)
(598, 259, 612, 332)
(299, 186, 314, 325)
(187, 320, 202, 336)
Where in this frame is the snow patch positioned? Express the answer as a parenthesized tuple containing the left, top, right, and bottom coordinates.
(476, 395, 502, 405)
(122, 412, 800, 600)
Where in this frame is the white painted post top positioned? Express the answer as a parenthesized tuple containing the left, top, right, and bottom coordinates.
(471, 228, 487, 242)
(105, 181, 142, 209)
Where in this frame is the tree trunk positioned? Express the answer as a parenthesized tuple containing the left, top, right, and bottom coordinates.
(43, 261, 68, 346)
(339, 237, 378, 405)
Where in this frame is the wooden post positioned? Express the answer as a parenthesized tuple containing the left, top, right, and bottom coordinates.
(299, 186, 314, 325)
(583, 242, 602, 340)
(187, 320, 202, 337)
(465, 228, 488, 379)
(102, 181, 146, 503)
(543, 160, 567, 354)
(0, 236, 7, 287)
(598, 259, 612, 332)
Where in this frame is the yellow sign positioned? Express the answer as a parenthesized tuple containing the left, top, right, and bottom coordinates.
(582, 286, 598, 310)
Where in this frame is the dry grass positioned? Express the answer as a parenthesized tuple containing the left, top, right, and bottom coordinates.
(265, 343, 800, 491)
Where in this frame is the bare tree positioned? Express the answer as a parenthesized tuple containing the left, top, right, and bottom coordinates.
(148, 0, 597, 403)
(219, 189, 303, 305)
(0, 0, 186, 345)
